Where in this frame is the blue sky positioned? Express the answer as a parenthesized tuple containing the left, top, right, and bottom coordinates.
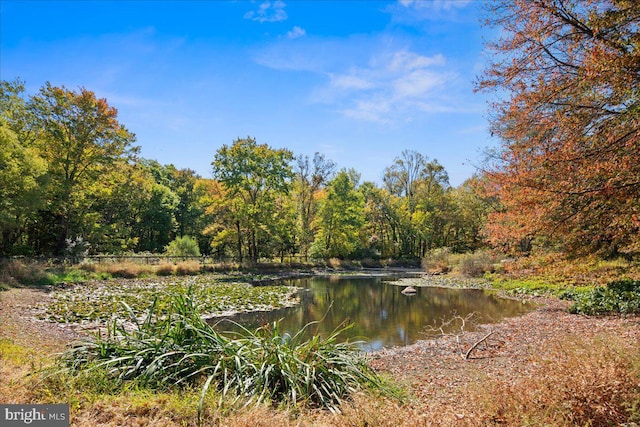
(1, 0, 497, 186)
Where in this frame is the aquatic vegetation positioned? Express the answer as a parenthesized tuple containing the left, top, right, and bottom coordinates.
(43, 275, 299, 324)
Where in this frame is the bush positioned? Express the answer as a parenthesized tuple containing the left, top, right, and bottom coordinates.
(455, 250, 498, 278)
(165, 236, 201, 257)
(422, 247, 452, 274)
(100, 262, 152, 278)
(0, 259, 53, 287)
(569, 279, 640, 315)
(155, 263, 175, 276)
(61, 292, 387, 413)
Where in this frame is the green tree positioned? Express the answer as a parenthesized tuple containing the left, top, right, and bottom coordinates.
(382, 150, 450, 257)
(312, 169, 365, 258)
(211, 137, 294, 261)
(0, 118, 47, 254)
(294, 153, 336, 260)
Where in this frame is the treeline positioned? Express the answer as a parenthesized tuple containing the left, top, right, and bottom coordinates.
(0, 80, 492, 260)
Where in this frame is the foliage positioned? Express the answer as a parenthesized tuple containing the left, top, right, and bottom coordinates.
(164, 235, 201, 257)
(29, 83, 138, 254)
(60, 292, 386, 413)
(312, 169, 365, 259)
(65, 236, 90, 262)
(455, 250, 498, 278)
(421, 247, 453, 274)
(1, 80, 494, 262)
(211, 137, 294, 262)
(478, 0, 640, 257)
(0, 259, 53, 287)
(569, 280, 640, 315)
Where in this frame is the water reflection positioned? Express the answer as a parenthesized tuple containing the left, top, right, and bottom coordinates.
(212, 276, 531, 351)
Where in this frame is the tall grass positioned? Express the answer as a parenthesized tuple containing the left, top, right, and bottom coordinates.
(60, 291, 387, 415)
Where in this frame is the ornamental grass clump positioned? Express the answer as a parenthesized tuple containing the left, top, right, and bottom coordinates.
(60, 291, 385, 414)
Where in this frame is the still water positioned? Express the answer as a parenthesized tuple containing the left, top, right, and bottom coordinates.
(213, 276, 531, 351)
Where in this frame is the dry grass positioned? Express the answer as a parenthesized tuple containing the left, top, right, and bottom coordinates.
(155, 263, 175, 276)
(470, 334, 640, 426)
(94, 262, 154, 278)
(0, 259, 52, 287)
(174, 260, 201, 275)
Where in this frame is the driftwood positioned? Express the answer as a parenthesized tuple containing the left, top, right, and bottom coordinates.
(423, 312, 496, 360)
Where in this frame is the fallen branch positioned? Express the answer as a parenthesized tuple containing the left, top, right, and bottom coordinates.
(465, 329, 494, 360)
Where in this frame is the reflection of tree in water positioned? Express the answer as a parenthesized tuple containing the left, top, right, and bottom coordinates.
(215, 277, 531, 350)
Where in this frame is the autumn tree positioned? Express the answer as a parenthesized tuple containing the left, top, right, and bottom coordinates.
(28, 83, 138, 254)
(211, 137, 294, 261)
(478, 0, 640, 256)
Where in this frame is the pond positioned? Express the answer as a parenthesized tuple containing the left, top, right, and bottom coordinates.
(212, 276, 532, 351)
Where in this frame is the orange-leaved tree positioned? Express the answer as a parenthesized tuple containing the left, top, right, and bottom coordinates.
(477, 0, 640, 256)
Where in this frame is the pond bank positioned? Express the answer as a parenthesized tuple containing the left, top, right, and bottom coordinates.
(2, 272, 640, 426)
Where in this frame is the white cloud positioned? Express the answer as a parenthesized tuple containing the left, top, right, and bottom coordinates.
(244, 1, 288, 23)
(319, 49, 459, 123)
(329, 73, 374, 90)
(286, 26, 306, 39)
(398, 0, 472, 11)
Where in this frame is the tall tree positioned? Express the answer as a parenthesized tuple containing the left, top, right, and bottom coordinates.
(478, 0, 640, 256)
(0, 80, 47, 255)
(294, 153, 336, 260)
(312, 169, 365, 258)
(29, 83, 138, 253)
(211, 137, 293, 261)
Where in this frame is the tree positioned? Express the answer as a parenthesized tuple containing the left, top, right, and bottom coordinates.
(28, 83, 138, 253)
(0, 118, 47, 254)
(211, 137, 294, 261)
(312, 169, 365, 258)
(294, 153, 336, 260)
(478, 0, 640, 256)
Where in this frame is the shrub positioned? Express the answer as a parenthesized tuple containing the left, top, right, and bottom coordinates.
(569, 279, 640, 315)
(422, 247, 452, 274)
(60, 292, 388, 414)
(455, 250, 498, 278)
(165, 236, 201, 257)
(100, 262, 152, 278)
(0, 259, 52, 287)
